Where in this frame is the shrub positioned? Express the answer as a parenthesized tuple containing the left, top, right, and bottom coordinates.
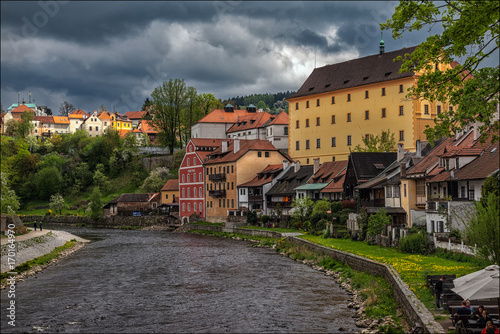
(399, 232, 429, 255)
(261, 215, 271, 225)
(449, 228, 462, 240)
(303, 221, 311, 231)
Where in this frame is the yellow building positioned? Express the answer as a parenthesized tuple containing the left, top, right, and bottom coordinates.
(287, 45, 454, 165)
(161, 179, 179, 204)
(204, 139, 291, 222)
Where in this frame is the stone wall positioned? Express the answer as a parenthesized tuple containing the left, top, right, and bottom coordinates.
(19, 215, 179, 228)
(288, 237, 444, 334)
(177, 224, 281, 238)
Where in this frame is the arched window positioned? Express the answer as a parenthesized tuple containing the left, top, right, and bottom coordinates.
(199, 187, 202, 197)
(193, 187, 197, 197)
(194, 203, 197, 212)
(187, 188, 190, 197)
(187, 174, 190, 182)
(187, 158, 190, 166)
(187, 203, 190, 211)
(199, 202, 203, 212)
(182, 188, 185, 197)
(199, 172, 202, 181)
(182, 203, 185, 211)
(193, 173, 196, 182)
(182, 174, 185, 183)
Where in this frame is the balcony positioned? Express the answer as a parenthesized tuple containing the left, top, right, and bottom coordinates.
(268, 201, 293, 209)
(208, 173, 226, 181)
(426, 201, 448, 213)
(209, 190, 226, 197)
(248, 195, 262, 201)
(360, 199, 385, 208)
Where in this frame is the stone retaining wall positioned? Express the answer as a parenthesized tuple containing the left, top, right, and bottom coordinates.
(178, 224, 282, 239)
(19, 215, 178, 228)
(288, 237, 444, 334)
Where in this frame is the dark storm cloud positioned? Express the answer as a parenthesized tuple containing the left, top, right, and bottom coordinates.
(1, 1, 439, 114)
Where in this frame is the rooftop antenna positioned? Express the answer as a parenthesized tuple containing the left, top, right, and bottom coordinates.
(17, 92, 20, 104)
(379, 31, 385, 55)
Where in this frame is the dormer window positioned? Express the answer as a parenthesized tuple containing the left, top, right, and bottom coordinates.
(455, 158, 459, 169)
(445, 158, 450, 170)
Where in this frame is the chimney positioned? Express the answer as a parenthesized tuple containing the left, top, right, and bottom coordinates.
(400, 162, 407, 178)
(313, 158, 320, 174)
(233, 139, 240, 153)
(222, 141, 228, 153)
(294, 160, 301, 173)
(283, 160, 289, 170)
(415, 140, 422, 157)
(397, 143, 405, 162)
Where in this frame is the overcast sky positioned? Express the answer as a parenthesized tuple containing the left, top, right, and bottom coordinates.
(1, 1, 496, 115)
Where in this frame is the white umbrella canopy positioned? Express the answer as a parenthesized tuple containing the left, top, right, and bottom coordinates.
(453, 265, 499, 290)
(452, 265, 500, 313)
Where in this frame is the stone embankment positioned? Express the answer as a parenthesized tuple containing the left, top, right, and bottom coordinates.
(19, 215, 179, 229)
(1, 230, 89, 274)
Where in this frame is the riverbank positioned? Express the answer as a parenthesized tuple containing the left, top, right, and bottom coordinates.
(1, 229, 89, 288)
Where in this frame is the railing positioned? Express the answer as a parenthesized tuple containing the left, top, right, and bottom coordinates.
(268, 201, 293, 209)
(426, 201, 448, 212)
(209, 190, 226, 197)
(360, 199, 385, 207)
(208, 173, 226, 181)
(248, 195, 262, 201)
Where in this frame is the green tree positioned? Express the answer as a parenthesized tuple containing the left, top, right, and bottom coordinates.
(141, 97, 153, 111)
(93, 164, 111, 193)
(49, 193, 66, 215)
(358, 207, 369, 240)
(181, 86, 203, 146)
(367, 208, 391, 245)
(59, 101, 74, 117)
(312, 198, 331, 216)
(4, 119, 19, 136)
(198, 93, 222, 115)
(463, 192, 499, 264)
(150, 79, 188, 154)
(35, 166, 63, 200)
(141, 167, 172, 193)
(256, 100, 268, 111)
(291, 196, 314, 224)
(353, 129, 397, 152)
(88, 186, 103, 220)
(1, 172, 20, 214)
(16, 111, 35, 138)
(480, 171, 499, 207)
(382, 1, 499, 144)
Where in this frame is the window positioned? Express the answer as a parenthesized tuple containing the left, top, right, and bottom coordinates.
(365, 90, 369, 99)
(264, 151, 269, 157)
(316, 117, 320, 126)
(437, 105, 441, 114)
(231, 182, 234, 190)
(449, 106, 453, 112)
(404, 184, 407, 197)
(187, 174, 190, 182)
(399, 84, 403, 93)
(347, 113, 351, 122)
(399, 106, 404, 116)
(182, 203, 185, 212)
(306, 158, 309, 164)
(199, 202, 202, 212)
(219, 199, 221, 207)
(386, 186, 393, 198)
(381, 108, 386, 118)
(305, 140, 310, 150)
(231, 165, 234, 173)
(193, 173, 196, 182)
(347, 93, 351, 102)
(182, 188, 185, 197)
(365, 134, 370, 142)
(399, 130, 404, 141)
(331, 96, 335, 104)
(455, 157, 459, 169)
(284, 127, 288, 135)
(258, 151, 262, 157)
(199, 172, 202, 181)
(222, 199, 225, 208)
(332, 156, 335, 161)
(306, 101, 309, 108)
(295, 102, 298, 110)
(296, 120, 299, 128)
(416, 180, 425, 197)
(394, 186, 400, 198)
(89, 126, 92, 131)
(207, 167, 209, 174)
(382, 87, 386, 96)
(187, 158, 190, 166)
(296, 141, 300, 150)
(96, 127, 98, 132)
(316, 138, 321, 148)
(231, 199, 234, 208)
(461, 186, 466, 198)
(187, 188, 190, 197)
(182, 174, 185, 183)
(365, 110, 369, 120)
(306, 119, 310, 127)
(347, 135, 352, 146)
(424, 105, 429, 114)
(331, 137, 336, 147)
(165, 194, 169, 199)
(193, 187, 197, 197)
(331, 115, 336, 124)
(194, 203, 197, 212)
(316, 99, 320, 106)
(194, 157, 197, 165)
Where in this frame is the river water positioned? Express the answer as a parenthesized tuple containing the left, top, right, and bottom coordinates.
(1, 227, 359, 333)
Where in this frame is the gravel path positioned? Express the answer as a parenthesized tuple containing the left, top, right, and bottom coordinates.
(1, 230, 89, 273)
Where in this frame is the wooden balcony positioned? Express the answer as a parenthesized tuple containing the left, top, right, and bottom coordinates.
(208, 173, 226, 181)
(209, 190, 226, 197)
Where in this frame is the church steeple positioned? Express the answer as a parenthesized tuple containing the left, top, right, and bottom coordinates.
(379, 32, 385, 55)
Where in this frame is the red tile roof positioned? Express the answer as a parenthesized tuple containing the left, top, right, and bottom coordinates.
(11, 104, 33, 113)
(238, 164, 284, 187)
(124, 111, 146, 120)
(138, 120, 159, 134)
(34, 116, 54, 123)
(98, 111, 112, 120)
(161, 179, 179, 191)
(190, 138, 226, 148)
(118, 130, 132, 138)
(309, 161, 347, 184)
(53, 116, 70, 124)
(321, 174, 346, 193)
(226, 112, 272, 133)
(196, 109, 251, 124)
(407, 138, 454, 176)
(454, 143, 499, 180)
(204, 139, 281, 165)
(267, 111, 289, 126)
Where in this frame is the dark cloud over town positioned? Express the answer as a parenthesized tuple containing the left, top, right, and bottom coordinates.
(0, 1, 464, 114)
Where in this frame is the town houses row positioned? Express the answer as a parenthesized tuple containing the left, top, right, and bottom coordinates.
(0, 105, 158, 142)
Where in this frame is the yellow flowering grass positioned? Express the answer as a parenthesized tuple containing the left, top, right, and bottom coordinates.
(300, 235, 481, 309)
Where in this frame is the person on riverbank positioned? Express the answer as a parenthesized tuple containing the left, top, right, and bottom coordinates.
(34, 222, 37, 231)
(435, 276, 445, 309)
(39, 222, 43, 231)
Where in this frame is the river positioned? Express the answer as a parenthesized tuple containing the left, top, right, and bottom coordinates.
(1, 227, 359, 333)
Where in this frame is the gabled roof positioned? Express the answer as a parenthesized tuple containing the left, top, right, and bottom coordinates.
(124, 111, 146, 120)
(117, 193, 159, 202)
(69, 108, 89, 119)
(190, 138, 226, 148)
(196, 108, 252, 124)
(53, 116, 70, 124)
(348, 152, 398, 182)
(11, 104, 34, 113)
(238, 164, 284, 188)
(118, 130, 132, 138)
(161, 179, 179, 191)
(226, 111, 272, 133)
(138, 120, 158, 134)
(321, 174, 346, 193)
(453, 143, 499, 180)
(288, 46, 417, 100)
(267, 165, 315, 196)
(406, 138, 452, 176)
(204, 139, 281, 165)
(267, 111, 289, 126)
(98, 111, 112, 120)
(309, 161, 347, 184)
(34, 116, 54, 123)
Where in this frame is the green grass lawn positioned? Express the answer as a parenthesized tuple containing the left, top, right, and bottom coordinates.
(300, 235, 485, 311)
(239, 226, 302, 233)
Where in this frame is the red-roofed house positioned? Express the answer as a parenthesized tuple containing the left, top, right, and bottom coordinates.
(82, 111, 104, 137)
(135, 120, 159, 143)
(191, 104, 254, 139)
(34, 116, 55, 138)
(10, 104, 35, 120)
(124, 111, 146, 127)
(69, 109, 89, 133)
(265, 111, 289, 150)
(161, 179, 179, 205)
(179, 138, 226, 222)
(204, 139, 291, 222)
(53, 116, 70, 134)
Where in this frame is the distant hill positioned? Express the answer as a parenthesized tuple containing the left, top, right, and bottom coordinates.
(223, 91, 296, 114)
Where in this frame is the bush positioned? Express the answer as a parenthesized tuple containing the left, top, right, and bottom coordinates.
(449, 228, 462, 240)
(247, 210, 258, 226)
(261, 215, 271, 224)
(399, 232, 429, 255)
(303, 221, 311, 231)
